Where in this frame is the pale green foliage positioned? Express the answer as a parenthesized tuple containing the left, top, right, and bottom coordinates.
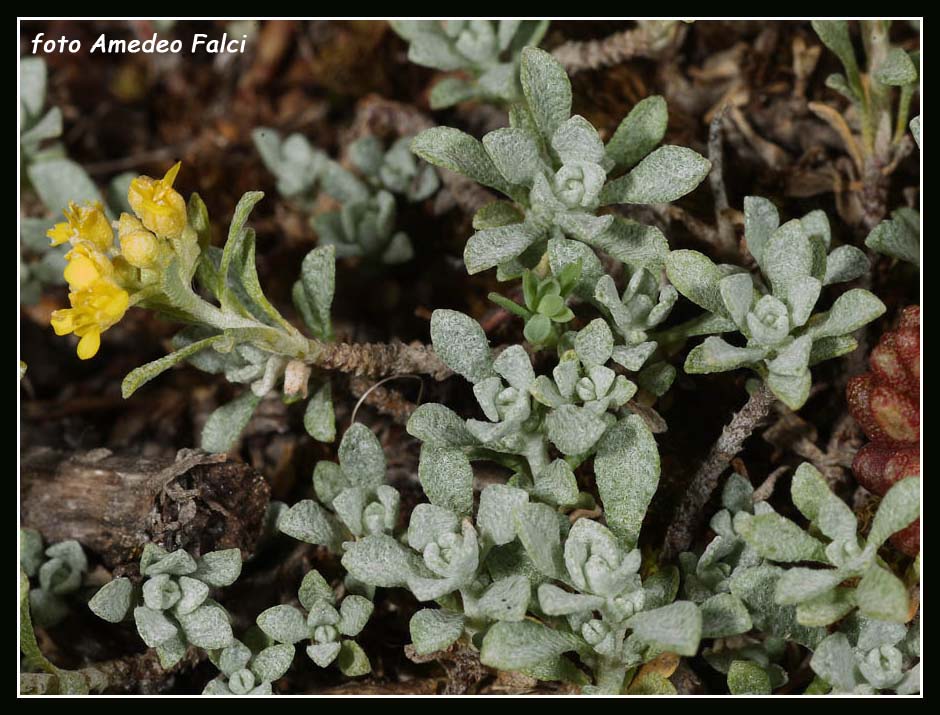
(253, 128, 439, 264)
(809, 613, 919, 694)
(88, 545, 242, 669)
(255, 569, 373, 677)
(413, 48, 709, 283)
(737, 464, 919, 627)
(19, 530, 88, 628)
(277, 423, 397, 553)
(866, 207, 920, 267)
(203, 629, 294, 695)
(666, 198, 885, 409)
(391, 20, 549, 109)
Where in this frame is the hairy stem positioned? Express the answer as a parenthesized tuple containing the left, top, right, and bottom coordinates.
(662, 382, 775, 559)
(307, 339, 452, 381)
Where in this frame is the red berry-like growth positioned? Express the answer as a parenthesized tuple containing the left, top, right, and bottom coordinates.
(847, 306, 921, 556)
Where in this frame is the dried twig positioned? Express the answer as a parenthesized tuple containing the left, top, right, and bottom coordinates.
(662, 383, 776, 559)
(551, 21, 687, 75)
(707, 106, 740, 259)
(310, 339, 452, 381)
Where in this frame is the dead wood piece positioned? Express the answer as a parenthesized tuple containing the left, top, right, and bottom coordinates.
(21, 448, 270, 568)
(314, 339, 452, 381)
(662, 383, 776, 559)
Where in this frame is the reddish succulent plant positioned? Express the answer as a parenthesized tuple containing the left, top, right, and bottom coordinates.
(847, 305, 921, 556)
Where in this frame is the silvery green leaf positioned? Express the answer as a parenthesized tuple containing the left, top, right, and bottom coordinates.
(665, 250, 727, 315)
(642, 566, 680, 610)
(473, 201, 526, 230)
(810, 632, 859, 693)
(855, 565, 909, 623)
(303, 381, 335, 443)
(493, 345, 535, 390)
(319, 160, 370, 204)
(338, 423, 385, 490)
(767, 335, 812, 377)
(719, 273, 755, 329)
(143, 549, 197, 577)
(332, 487, 369, 536)
(774, 567, 846, 606)
(730, 565, 824, 648)
(873, 47, 918, 86)
(411, 128, 515, 198)
(342, 534, 421, 587)
(514, 502, 565, 580)
(175, 576, 209, 616)
(481, 620, 585, 670)
(88, 577, 134, 623)
(307, 642, 341, 668)
(554, 212, 613, 242)
(795, 587, 856, 626)
(464, 223, 542, 275)
(409, 609, 465, 655)
(585, 217, 669, 269)
(337, 640, 371, 677)
(251, 644, 294, 683)
(408, 504, 460, 554)
(823, 245, 869, 285)
(736, 513, 827, 562)
(865, 212, 920, 266)
(552, 115, 606, 165)
(218, 640, 252, 675)
(574, 318, 613, 366)
(611, 343, 656, 372)
(478, 484, 529, 546)
(722, 472, 755, 513)
(338, 595, 374, 637)
(430, 309, 493, 383)
(476, 575, 531, 621)
(809, 335, 857, 366)
(727, 660, 772, 695)
(155, 633, 187, 670)
(896, 664, 920, 695)
(600, 146, 710, 206)
(529, 375, 566, 407)
(519, 47, 572, 143)
(606, 95, 667, 170)
(19, 529, 44, 578)
(743, 196, 780, 267)
(134, 606, 179, 647)
(20, 107, 63, 146)
(192, 549, 242, 588)
(20, 57, 47, 118)
(178, 602, 233, 650)
(766, 368, 811, 410)
(277, 500, 339, 550)
(700, 593, 753, 638)
(537, 583, 604, 616)
(27, 158, 102, 212)
(637, 361, 676, 397)
(545, 404, 608, 456)
(790, 462, 831, 522)
(298, 569, 335, 611)
(627, 601, 702, 656)
(257, 605, 309, 644)
(594, 414, 660, 548)
(142, 573, 181, 611)
(910, 116, 921, 148)
(418, 445, 474, 517)
(533, 459, 580, 507)
(482, 128, 542, 186)
(806, 289, 886, 340)
(685, 336, 766, 374)
(868, 476, 920, 548)
(429, 77, 479, 109)
(201, 391, 261, 453)
(312, 461, 348, 506)
(812, 21, 860, 91)
(406, 403, 477, 447)
(297, 245, 335, 340)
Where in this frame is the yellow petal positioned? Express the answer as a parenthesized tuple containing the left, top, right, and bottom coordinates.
(50, 309, 76, 335)
(77, 331, 101, 360)
(161, 161, 182, 188)
(47, 223, 73, 246)
(63, 254, 101, 290)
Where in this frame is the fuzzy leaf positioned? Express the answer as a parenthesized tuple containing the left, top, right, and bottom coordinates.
(430, 309, 493, 383)
(251, 644, 295, 683)
(193, 549, 242, 588)
(257, 605, 309, 644)
(480, 620, 585, 670)
(411, 127, 514, 197)
(409, 609, 465, 655)
(606, 95, 668, 170)
(736, 513, 827, 562)
(545, 404, 608, 456)
(201, 391, 262, 453)
(88, 578, 134, 624)
(478, 484, 529, 546)
(665, 250, 727, 315)
(483, 128, 543, 186)
(177, 602, 233, 650)
(600, 146, 710, 205)
(277, 500, 339, 550)
(513, 502, 565, 579)
(806, 289, 886, 339)
(728, 660, 772, 695)
(476, 575, 531, 622)
(700, 593, 753, 638)
(868, 476, 920, 548)
(823, 245, 869, 285)
(519, 47, 572, 143)
(338, 423, 386, 490)
(594, 414, 660, 548)
(464, 223, 542, 275)
(304, 381, 336, 443)
(418, 445, 474, 516)
(743, 196, 780, 266)
(573, 318, 614, 366)
(407, 403, 477, 447)
(627, 601, 702, 656)
(341, 535, 419, 588)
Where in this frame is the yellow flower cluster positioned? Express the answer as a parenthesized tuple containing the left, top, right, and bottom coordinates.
(47, 162, 188, 359)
